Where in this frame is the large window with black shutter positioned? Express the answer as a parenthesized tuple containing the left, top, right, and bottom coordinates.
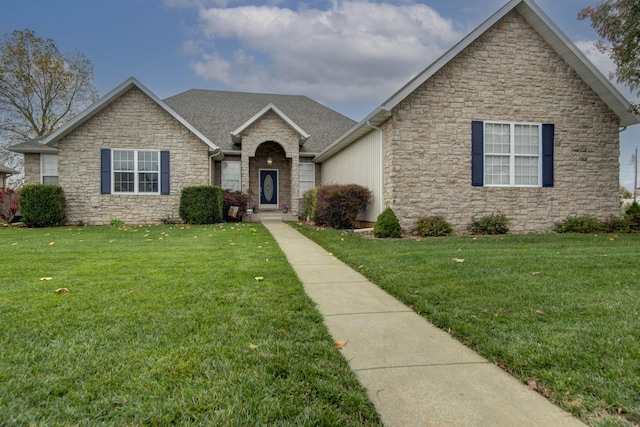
(472, 121, 554, 187)
(100, 149, 170, 194)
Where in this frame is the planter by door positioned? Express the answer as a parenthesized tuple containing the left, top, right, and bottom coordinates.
(260, 170, 278, 209)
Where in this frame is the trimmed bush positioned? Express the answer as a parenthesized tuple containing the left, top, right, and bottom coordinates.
(554, 215, 603, 233)
(179, 186, 223, 224)
(374, 207, 402, 238)
(467, 213, 509, 235)
(315, 184, 371, 229)
(19, 184, 67, 227)
(301, 187, 318, 222)
(223, 191, 248, 222)
(625, 200, 640, 232)
(415, 216, 454, 237)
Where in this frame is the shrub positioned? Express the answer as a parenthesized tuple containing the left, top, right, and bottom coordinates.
(415, 216, 454, 237)
(373, 207, 402, 238)
(19, 184, 67, 227)
(301, 187, 318, 222)
(554, 215, 603, 233)
(467, 213, 509, 235)
(179, 186, 223, 224)
(625, 200, 640, 232)
(109, 219, 125, 228)
(0, 187, 19, 224)
(315, 184, 371, 229)
(602, 215, 630, 234)
(223, 190, 248, 222)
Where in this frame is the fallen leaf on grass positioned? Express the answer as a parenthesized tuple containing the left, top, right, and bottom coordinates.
(535, 310, 545, 316)
(452, 258, 465, 263)
(497, 361, 506, 370)
(55, 288, 69, 293)
(254, 276, 264, 282)
(249, 344, 258, 350)
(49, 242, 55, 246)
(39, 277, 53, 281)
(531, 272, 541, 275)
(12, 242, 18, 246)
(527, 379, 537, 390)
(334, 340, 347, 350)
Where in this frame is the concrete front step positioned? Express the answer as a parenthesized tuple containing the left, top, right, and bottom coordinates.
(243, 211, 297, 223)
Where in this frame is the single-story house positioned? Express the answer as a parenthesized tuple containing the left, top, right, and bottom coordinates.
(0, 164, 19, 187)
(10, 0, 639, 232)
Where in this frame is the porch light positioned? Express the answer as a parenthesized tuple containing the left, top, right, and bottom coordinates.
(267, 156, 272, 165)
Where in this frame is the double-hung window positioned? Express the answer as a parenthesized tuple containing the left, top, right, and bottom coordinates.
(484, 122, 540, 186)
(112, 150, 159, 194)
(299, 163, 315, 197)
(41, 154, 59, 184)
(221, 161, 241, 192)
(472, 121, 554, 188)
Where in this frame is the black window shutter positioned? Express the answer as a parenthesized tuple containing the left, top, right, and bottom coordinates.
(160, 151, 170, 195)
(471, 121, 484, 186)
(542, 124, 554, 187)
(100, 149, 111, 194)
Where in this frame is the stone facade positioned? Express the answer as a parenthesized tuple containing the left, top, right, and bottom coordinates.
(238, 110, 302, 214)
(51, 87, 210, 225)
(381, 10, 621, 233)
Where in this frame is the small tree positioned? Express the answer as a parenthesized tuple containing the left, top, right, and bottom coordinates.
(0, 187, 19, 224)
(579, 1, 640, 113)
(374, 207, 402, 238)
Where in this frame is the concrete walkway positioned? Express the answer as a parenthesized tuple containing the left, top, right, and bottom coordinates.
(262, 221, 585, 427)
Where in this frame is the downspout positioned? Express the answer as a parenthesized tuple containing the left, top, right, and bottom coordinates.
(209, 148, 221, 185)
(367, 120, 384, 218)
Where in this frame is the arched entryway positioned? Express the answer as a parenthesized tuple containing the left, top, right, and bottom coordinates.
(250, 142, 291, 210)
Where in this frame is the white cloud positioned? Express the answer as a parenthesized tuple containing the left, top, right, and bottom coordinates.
(188, 1, 463, 104)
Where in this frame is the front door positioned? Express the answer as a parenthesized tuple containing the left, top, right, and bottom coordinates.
(260, 170, 278, 208)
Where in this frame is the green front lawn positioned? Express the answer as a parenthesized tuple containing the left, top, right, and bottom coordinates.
(0, 224, 381, 425)
(293, 226, 640, 427)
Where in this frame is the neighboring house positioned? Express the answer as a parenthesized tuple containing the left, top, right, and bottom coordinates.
(0, 164, 19, 187)
(316, 0, 639, 233)
(10, 0, 640, 231)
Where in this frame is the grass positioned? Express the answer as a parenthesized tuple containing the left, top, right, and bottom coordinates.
(0, 223, 382, 426)
(293, 225, 640, 427)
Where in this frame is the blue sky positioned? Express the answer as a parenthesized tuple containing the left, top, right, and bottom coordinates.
(2, 0, 639, 190)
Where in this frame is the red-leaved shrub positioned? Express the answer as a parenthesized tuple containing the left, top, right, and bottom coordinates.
(315, 184, 371, 229)
(0, 187, 19, 224)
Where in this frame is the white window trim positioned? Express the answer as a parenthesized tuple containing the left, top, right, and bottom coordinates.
(299, 163, 316, 197)
(112, 149, 161, 195)
(40, 154, 58, 184)
(484, 121, 542, 187)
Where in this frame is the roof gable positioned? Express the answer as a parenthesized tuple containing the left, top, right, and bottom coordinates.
(10, 77, 222, 156)
(316, 0, 639, 162)
(231, 103, 310, 145)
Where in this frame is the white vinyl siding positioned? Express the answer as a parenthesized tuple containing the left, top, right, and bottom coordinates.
(299, 163, 316, 197)
(321, 128, 382, 222)
(41, 154, 58, 184)
(221, 161, 241, 192)
(484, 122, 541, 187)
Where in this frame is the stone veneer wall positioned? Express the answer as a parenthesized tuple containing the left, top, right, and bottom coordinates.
(23, 153, 41, 184)
(382, 10, 621, 233)
(239, 111, 301, 214)
(57, 87, 210, 225)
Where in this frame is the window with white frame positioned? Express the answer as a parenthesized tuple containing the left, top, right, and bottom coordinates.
(221, 161, 241, 192)
(299, 163, 315, 197)
(112, 150, 159, 193)
(41, 154, 58, 184)
(484, 122, 540, 186)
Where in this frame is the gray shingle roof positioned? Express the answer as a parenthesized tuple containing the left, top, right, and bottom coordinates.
(164, 89, 356, 154)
